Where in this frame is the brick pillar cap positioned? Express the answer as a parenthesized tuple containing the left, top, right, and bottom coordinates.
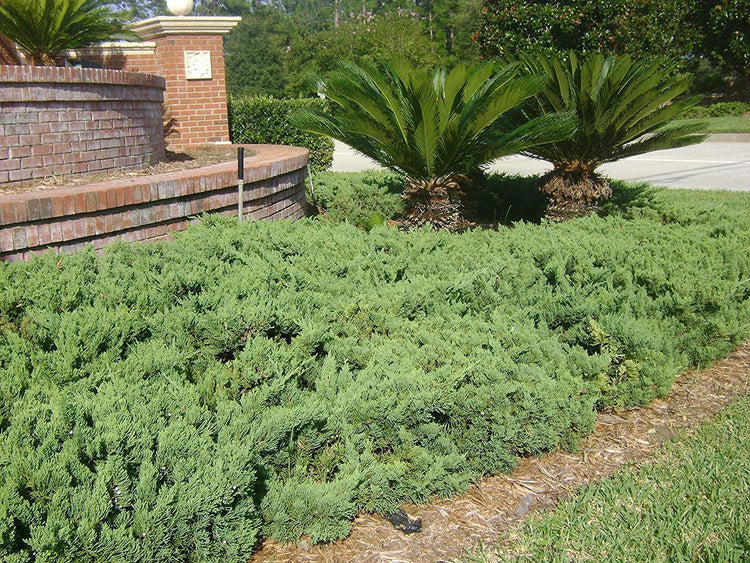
(131, 16, 241, 40)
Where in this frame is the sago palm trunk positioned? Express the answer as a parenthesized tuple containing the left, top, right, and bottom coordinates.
(26, 52, 61, 66)
(540, 162, 612, 222)
(401, 175, 468, 231)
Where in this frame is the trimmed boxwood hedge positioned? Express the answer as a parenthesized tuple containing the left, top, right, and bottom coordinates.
(228, 96, 335, 173)
(1, 184, 749, 560)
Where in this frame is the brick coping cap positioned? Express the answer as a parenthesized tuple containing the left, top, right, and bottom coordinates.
(0, 144, 309, 204)
(66, 41, 157, 58)
(0, 65, 165, 89)
(131, 16, 241, 40)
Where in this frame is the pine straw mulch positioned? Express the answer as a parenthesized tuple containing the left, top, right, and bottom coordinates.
(0, 146, 249, 196)
(251, 342, 750, 562)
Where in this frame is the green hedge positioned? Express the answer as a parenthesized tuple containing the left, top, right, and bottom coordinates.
(228, 96, 335, 173)
(1, 186, 750, 560)
(680, 101, 750, 118)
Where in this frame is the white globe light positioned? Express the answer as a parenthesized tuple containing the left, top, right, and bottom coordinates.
(167, 0, 194, 16)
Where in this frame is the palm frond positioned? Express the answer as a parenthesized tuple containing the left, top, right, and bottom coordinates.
(516, 51, 703, 170)
(293, 58, 571, 184)
(0, 0, 135, 66)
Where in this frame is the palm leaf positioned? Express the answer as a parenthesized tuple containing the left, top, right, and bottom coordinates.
(0, 0, 136, 66)
(516, 51, 703, 170)
(293, 58, 573, 184)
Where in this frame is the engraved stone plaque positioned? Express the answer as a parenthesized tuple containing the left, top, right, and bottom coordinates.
(184, 51, 212, 80)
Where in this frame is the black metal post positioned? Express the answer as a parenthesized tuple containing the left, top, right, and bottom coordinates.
(237, 147, 245, 221)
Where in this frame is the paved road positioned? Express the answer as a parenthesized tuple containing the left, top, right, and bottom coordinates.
(332, 140, 750, 191)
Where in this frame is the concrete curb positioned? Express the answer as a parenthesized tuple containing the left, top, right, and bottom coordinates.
(705, 133, 750, 143)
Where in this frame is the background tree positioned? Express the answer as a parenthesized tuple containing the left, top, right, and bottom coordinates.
(223, 0, 483, 98)
(108, 0, 166, 20)
(478, 0, 697, 64)
(414, 0, 482, 64)
(283, 11, 441, 97)
(110, 0, 249, 19)
(479, 0, 750, 98)
(225, 6, 300, 97)
(691, 0, 749, 96)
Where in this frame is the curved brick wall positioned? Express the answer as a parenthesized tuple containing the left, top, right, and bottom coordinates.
(0, 144, 309, 261)
(0, 66, 165, 184)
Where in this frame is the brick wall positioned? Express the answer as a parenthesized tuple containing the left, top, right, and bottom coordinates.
(77, 52, 157, 75)
(0, 65, 165, 185)
(0, 145, 309, 261)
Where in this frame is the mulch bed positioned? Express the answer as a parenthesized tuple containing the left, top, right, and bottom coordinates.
(252, 343, 750, 562)
(0, 146, 248, 196)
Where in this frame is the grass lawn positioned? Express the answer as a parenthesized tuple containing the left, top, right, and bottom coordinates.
(2, 175, 750, 561)
(670, 116, 750, 134)
(468, 396, 750, 561)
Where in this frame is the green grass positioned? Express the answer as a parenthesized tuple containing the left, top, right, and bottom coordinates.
(669, 116, 750, 134)
(476, 396, 750, 562)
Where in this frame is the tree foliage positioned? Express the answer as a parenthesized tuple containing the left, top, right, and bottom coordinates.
(479, 0, 696, 63)
(108, 0, 165, 20)
(225, 0, 484, 98)
(225, 6, 301, 98)
(283, 10, 442, 97)
(479, 0, 750, 89)
(109, 0, 248, 19)
(692, 0, 750, 78)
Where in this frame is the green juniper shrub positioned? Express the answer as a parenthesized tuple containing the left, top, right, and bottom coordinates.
(228, 96, 335, 173)
(0, 351, 261, 562)
(312, 171, 405, 226)
(1, 185, 749, 559)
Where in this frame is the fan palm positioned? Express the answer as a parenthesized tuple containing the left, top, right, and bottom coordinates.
(294, 58, 574, 230)
(515, 52, 706, 221)
(0, 0, 135, 66)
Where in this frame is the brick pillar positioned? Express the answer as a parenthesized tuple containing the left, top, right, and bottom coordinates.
(130, 17, 240, 151)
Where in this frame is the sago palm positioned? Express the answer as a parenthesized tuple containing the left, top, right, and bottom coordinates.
(0, 0, 134, 66)
(516, 52, 706, 221)
(294, 58, 574, 230)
